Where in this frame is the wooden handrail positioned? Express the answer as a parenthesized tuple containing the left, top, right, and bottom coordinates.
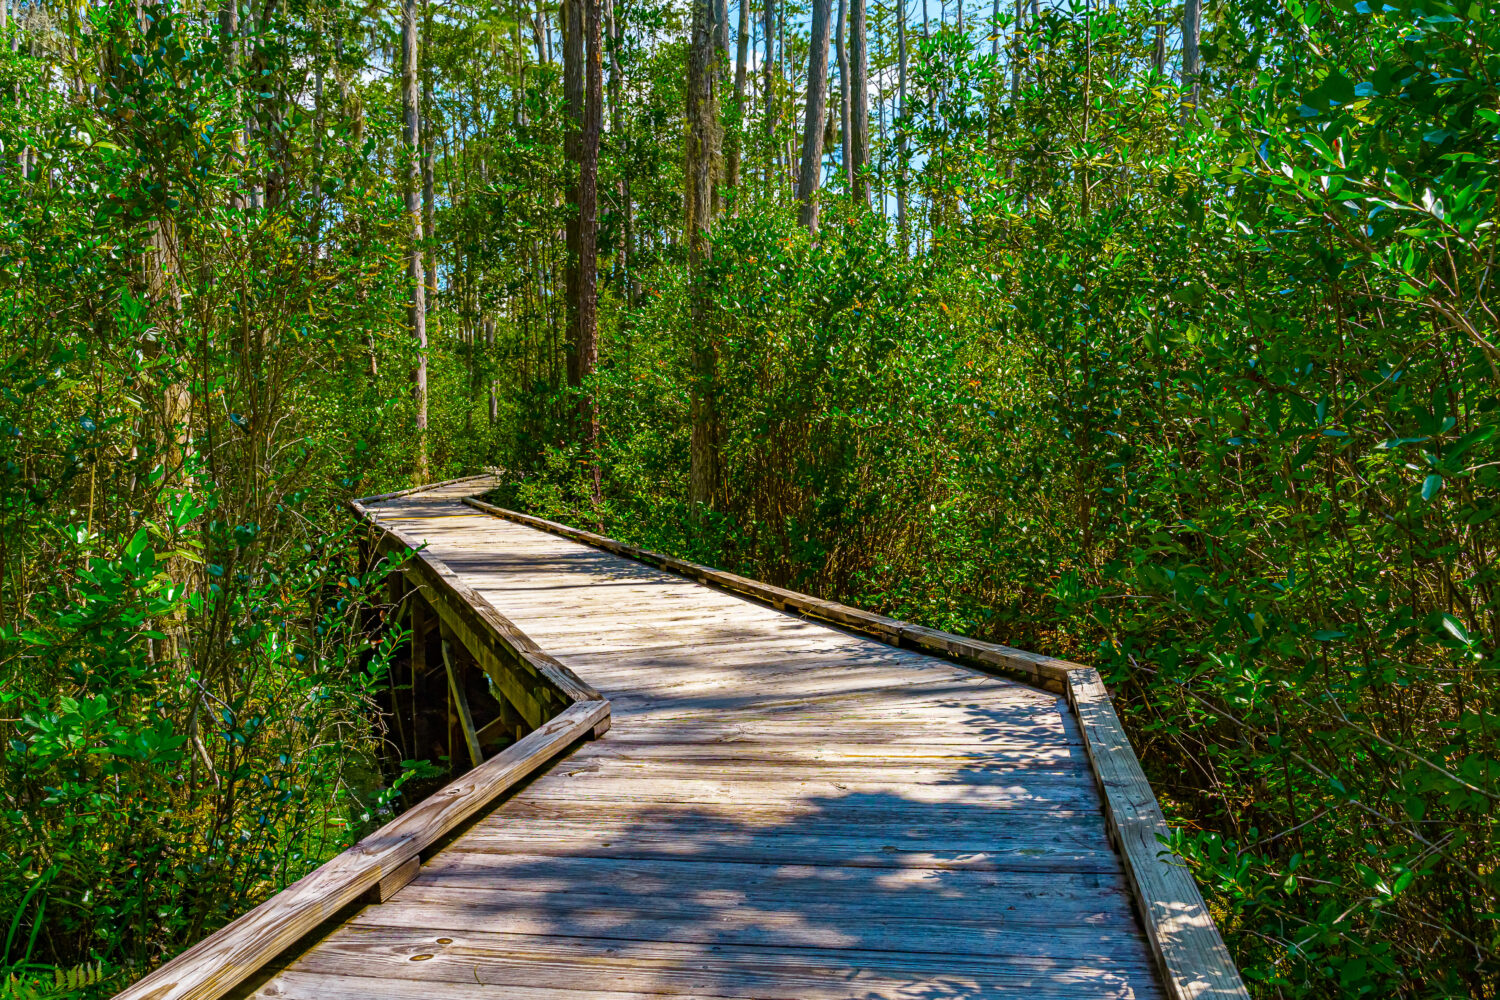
(462, 496, 1250, 1000)
(109, 480, 609, 1000)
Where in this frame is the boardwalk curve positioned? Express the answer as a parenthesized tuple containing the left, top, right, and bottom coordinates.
(114, 476, 1247, 1000)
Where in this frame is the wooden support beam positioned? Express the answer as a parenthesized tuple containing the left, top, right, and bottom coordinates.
(442, 639, 485, 769)
(476, 692, 522, 746)
(365, 855, 420, 903)
(409, 592, 429, 677)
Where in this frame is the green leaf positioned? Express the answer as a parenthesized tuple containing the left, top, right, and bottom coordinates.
(1440, 614, 1473, 645)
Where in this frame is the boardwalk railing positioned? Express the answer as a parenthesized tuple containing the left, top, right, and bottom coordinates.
(113, 474, 1246, 1000)
(462, 493, 1250, 1000)
(111, 475, 607, 1000)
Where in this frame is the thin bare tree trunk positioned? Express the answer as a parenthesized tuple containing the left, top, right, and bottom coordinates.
(580, 0, 603, 505)
(1181, 0, 1200, 120)
(726, 0, 750, 203)
(607, 0, 632, 301)
(563, 0, 585, 402)
(780, 4, 791, 185)
(795, 0, 834, 232)
(1012, 0, 1024, 97)
(534, 0, 551, 62)
(486, 318, 498, 426)
(763, 0, 777, 164)
(686, 0, 720, 507)
(837, 0, 850, 189)
(1152, 7, 1165, 76)
(896, 0, 908, 246)
(714, 0, 730, 70)
(422, 0, 436, 299)
(713, 0, 729, 215)
(849, 0, 868, 205)
(403, 0, 429, 479)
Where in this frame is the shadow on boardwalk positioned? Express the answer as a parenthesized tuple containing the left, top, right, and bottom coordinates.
(259, 698, 1160, 1000)
(285, 496, 1163, 999)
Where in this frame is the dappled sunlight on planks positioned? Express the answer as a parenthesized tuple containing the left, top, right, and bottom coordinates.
(249, 482, 1174, 1000)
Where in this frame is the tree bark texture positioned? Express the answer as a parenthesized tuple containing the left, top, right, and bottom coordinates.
(795, 0, 833, 233)
(726, 0, 751, 201)
(896, 0, 908, 245)
(402, 0, 429, 479)
(563, 0, 585, 391)
(836, 0, 849, 189)
(1181, 0, 1201, 120)
(686, 0, 720, 507)
(849, 0, 868, 205)
(580, 0, 603, 501)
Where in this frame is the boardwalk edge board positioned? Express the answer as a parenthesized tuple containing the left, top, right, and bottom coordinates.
(108, 479, 609, 1000)
(460, 492, 1250, 1000)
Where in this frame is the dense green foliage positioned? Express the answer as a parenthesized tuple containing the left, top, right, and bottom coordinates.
(0, 3, 425, 991)
(1, 0, 1497, 995)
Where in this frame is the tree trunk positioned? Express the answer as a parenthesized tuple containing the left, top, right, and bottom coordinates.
(422, 0, 436, 299)
(1181, 0, 1200, 120)
(763, 0, 776, 158)
(1012, 0, 1024, 97)
(580, 0, 603, 504)
(849, 0, 868, 205)
(607, 0, 632, 302)
(563, 0, 585, 401)
(403, 0, 429, 480)
(534, 0, 551, 63)
(836, 0, 849, 189)
(726, 0, 750, 201)
(1152, 6, 1166, 76)
(896, 0, 908, 246)
(219, 0, 244, 209)
(686, 0, 719, 508)
(795, 0, 833, 233)
(486, 318, 499, 426)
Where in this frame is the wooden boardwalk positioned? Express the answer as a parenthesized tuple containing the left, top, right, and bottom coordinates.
(116, 476, 1246, 1000)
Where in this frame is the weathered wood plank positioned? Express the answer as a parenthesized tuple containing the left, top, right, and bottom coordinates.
(113, 699, 608, 1000)
(367, 856, 420, 904)
(142, 478, 1244, 1000)
(447, 826, 1125, 874)
(382, 876, 1137, 936)
(1067, 668, 1250, 1000)
(358, 895, 1160, 960)
(413, 850, 1129, 897)
(271, 924, 1158, 999)
(452, 496, 1246, 998)
(352, 474, 500, 505)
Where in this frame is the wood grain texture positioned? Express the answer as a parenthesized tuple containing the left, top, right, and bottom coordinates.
(123, 476, 1244, 1000)
(357, 506, 600, 705)
(112, 699, 608, 1000)
(267, 924, 1158, 999)
(454, 492, 1246, 999)
(1067, 667, 1251, 1000)
(463, 496, 1079, 693)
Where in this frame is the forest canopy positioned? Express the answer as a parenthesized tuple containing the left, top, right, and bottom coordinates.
(0, 0, 1497, 995)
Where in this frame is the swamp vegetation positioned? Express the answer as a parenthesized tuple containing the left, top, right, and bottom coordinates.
(0, 0, 1497, 995)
